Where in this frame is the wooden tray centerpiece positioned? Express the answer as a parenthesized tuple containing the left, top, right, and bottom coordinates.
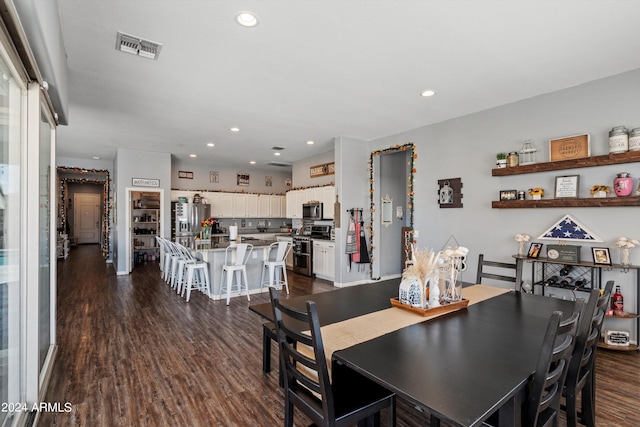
(390, 297, 469, 317)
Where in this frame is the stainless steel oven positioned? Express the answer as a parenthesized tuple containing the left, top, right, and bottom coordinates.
(302, 202, 323, 220)
(293, 236, 312, 276)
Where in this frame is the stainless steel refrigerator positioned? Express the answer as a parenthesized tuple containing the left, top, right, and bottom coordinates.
(171, 202, 211, 248)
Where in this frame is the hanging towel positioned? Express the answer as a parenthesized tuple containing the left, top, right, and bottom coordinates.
(345, 214, 357, 254)
(352, 217, 361, 263)
(357, 218, 371, 264)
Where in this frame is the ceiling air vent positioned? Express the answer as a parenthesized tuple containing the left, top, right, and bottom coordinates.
(271, 146, 285, 151)
(116, 32, 163, 60)
(265, 161, 292, 168)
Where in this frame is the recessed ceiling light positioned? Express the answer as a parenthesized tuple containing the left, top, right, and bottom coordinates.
(92, 156, 101, 160)
(235, 11, 259, 27)
(189, 154, 197, 158)
(207, 143, 215, 147)
(250, 161, 256, 164)
(307, 140, 315, 145)
(420, 89, 436, 97)
(274, 152, 281, 156)
(230, 127, 240, 132)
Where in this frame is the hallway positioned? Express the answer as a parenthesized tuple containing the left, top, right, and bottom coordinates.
(41, 245, 639, 426)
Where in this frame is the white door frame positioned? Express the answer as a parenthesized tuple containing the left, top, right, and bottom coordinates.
(125, 187, 164, 273)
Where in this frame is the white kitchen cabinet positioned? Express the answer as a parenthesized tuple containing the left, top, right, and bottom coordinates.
(170, 190, 194, 202)
(303, 188, 315, 205)
(269, 195, 283, 218)
(321, 185, 335, 219)
(218, 193, 234, 217)
(204, 192, 221, 216)
(313, 240, 335, 281)
(286, 190, 305, 219)
(258, 194, 271, 217)
(232, 193, 247, 217)
(280, 195, 286, 218)
(312, 187, 324, 204)
(245, 194, 259, 217)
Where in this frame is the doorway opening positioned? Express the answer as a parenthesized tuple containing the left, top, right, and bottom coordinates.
(57, 167, 111, 259)
(369, 143, 416, 280)
(127, 189, 163, 273)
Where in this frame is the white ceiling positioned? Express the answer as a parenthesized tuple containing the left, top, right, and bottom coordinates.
(55, 0, 640, 171)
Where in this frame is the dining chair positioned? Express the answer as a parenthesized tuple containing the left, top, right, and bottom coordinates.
(476, 254, 517, 288)
(562, 281, 614, 427)
(260, 241, 292, 294)
(269, 287, 396, 427)
(219, 243, 253, 305)
(524, 298, 583, 427)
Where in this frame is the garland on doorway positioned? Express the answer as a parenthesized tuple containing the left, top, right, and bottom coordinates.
(57, 167, 112, 258)
(368, 143, 417, 277)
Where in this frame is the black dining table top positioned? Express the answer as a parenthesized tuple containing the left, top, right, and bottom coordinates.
(332, 291, 576, 427)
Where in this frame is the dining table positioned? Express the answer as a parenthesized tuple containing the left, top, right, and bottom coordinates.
(249, 279, 577, 427)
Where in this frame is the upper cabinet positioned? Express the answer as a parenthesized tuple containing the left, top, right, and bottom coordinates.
(492, 151, 640, 209)
(285, 185, 335, 219)
(170, 190, 286, 218)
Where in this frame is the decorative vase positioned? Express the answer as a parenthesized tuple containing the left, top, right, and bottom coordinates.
(518, 241, 526, 256)
(621, 248, 631, 266)
(614, 172, 634, 197)
(532, 194, 541, 200)
(399, 275, 424, 308)
(202, 227, 211, 240)
(593, 190, 607, 198)
(441, 257, 462, 303)
(496, 159, 507, 168)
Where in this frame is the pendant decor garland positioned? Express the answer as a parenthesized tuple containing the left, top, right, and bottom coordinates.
(368, 142, 417, 277)
(57, 167, 112, 259)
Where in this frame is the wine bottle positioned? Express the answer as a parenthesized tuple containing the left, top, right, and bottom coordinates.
(546, 276, 559, 286)
(573, 279, 586, 288)
(560, 277, 573, 287)
(612, 285, 624, 315)
(560, 265, 573, 276)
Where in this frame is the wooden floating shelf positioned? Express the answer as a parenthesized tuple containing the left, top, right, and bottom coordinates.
(492, 197, 640, 209)
(598, 342, 640, 351)
(492, 150, 640, 176)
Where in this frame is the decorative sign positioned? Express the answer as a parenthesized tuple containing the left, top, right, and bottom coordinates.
(549, 133, 590, 162)
(237, 172, 250, 186)
(178, 170, 193, 179)
(265, 176, 272, 187)
(209, 171, 219, 183)
(310, 162, 335, 178)
(132, 178, 160, 188)
(437, 178, 463, 208)
(554, 175, 579, 198)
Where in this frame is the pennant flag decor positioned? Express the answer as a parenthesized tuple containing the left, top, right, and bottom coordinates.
(537, 214, 602, 242)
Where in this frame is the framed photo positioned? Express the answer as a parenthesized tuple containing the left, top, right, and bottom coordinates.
(265, 176, 273, 187)
(592, 247, 611, 265)
(500, 190, 517, 201)
(527, 243, 543, 259)
(178, 170, 193, 179)
(554, 175, 579, 198)
(237, 172, 250, 186)
(549, 133, 590, 162)
(209, 171, 219, 183)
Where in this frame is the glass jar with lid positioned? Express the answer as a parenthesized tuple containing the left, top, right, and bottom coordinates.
(609, 126, 629, 153)
(507, 152, 519, 167)
(629, 127, 640, 151)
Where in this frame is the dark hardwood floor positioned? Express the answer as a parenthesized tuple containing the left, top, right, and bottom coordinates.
(41, 245, 639, 426)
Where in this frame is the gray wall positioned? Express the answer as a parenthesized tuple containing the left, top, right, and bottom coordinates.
(292, 150, 335, 188)
(172, 157, 291, 194)
(364, 68, 640, 336)
(115, 148, 172, 274)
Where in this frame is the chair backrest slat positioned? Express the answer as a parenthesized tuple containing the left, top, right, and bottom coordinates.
(476, 253, 517, 286)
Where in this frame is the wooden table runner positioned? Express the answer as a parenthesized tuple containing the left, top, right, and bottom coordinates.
(320, 284, 510, 360)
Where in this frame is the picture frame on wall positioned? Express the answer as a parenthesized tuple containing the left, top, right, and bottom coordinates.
(210, 171, 219, 183)
(499, 190, 517, 201)
(592, 247, 612, 265)
(237, 172, 250, 186)
(554, 175, 579, 198)
(265, 176, 272, 187)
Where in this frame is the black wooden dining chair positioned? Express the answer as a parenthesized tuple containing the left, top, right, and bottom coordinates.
(524, 298, 583, 427)
(269, 287, 396, 427)
(562, 281, 614, 427)
(476, 254, 517, 287)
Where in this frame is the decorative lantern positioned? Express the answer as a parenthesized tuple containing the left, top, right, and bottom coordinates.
(519, 140, 537, 165)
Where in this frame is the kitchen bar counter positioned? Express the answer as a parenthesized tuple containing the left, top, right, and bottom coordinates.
(196, 239, 279, 301)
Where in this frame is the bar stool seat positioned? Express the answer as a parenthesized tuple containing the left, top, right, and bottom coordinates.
(260, 241, 292, 294)
(182, 257, 211, 302)
(219, 243, 253, 305)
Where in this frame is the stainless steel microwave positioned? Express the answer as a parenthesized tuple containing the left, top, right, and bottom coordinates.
(302, 202, 323, 220)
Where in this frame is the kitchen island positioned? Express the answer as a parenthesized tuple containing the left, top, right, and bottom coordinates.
(196, 237, 282, 302)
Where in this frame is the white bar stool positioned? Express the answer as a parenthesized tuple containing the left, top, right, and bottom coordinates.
(182, 252, 211, 302)
(219, 243, 253, 305)
(260, 241, 292, 294)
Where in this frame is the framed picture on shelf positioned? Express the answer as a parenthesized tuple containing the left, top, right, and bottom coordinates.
(554, 175, 579, 198)
(527, 243, 543, 259)
(499, 190, 517, 201)
(549, 133, 590, 162)
(592, 247, 612, 265)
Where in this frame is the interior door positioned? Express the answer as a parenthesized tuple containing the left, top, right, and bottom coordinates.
(74, 193, 101, 244)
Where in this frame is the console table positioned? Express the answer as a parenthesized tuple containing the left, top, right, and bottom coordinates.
(514, 255, 639, 351)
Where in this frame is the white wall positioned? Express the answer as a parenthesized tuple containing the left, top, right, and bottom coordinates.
(367, 68, 640, 336)
(172, 157, 291, 194)
(292, 150, 335, 188)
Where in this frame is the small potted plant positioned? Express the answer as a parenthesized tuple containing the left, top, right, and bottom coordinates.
(590, 185, 611, 198)
(496, 153, 507, 168)
(528, 187, 544, 200)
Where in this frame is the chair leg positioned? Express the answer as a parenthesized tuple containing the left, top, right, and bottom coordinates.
(281, 265, 289, 294)
(242, 267, 250, 301)
(262, 323, 272, 373)
(582, 374, 596, 427)
(185, 267, 194, 302)
(202, 266, 210, 298)
(226, 269, 233, 305)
